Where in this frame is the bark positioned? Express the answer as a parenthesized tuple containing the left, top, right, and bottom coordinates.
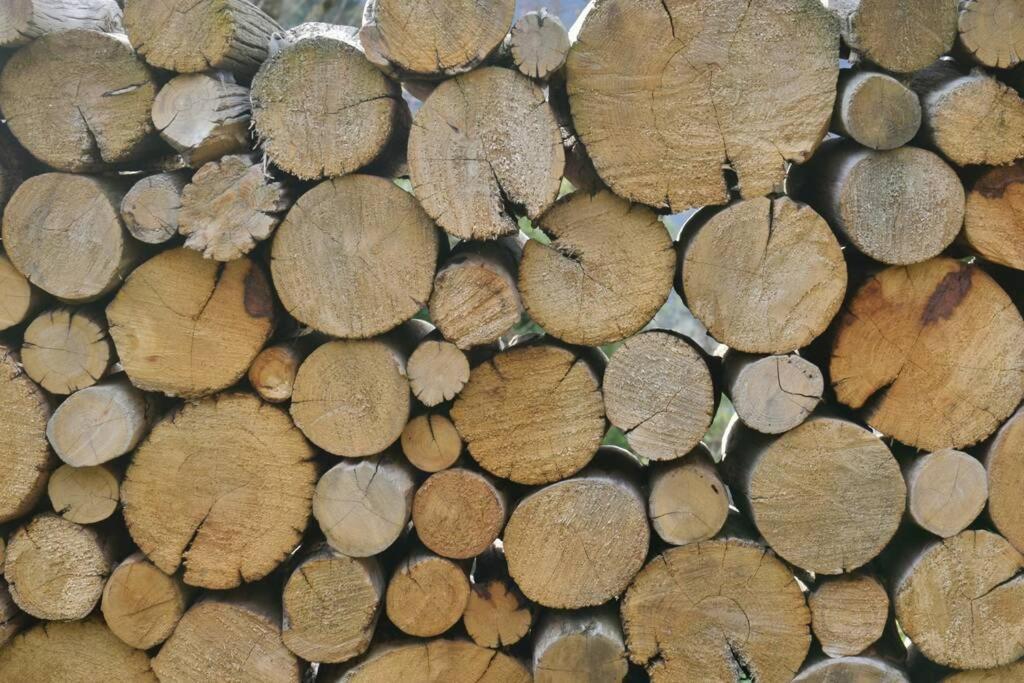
(0, 0, 122, 47)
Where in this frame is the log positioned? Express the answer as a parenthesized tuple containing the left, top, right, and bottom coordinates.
(4, 513, 116, 620)
(152, 588, 300, 683)
(904, 448, 988, 538)
(723, 416, 905, 574)
(462, 547, 532, 649)
(0, 0, 122, 47)
(312, 451, 416, 558)
(178, 154, 289, 261)
(962, 162, 1024, 270)
(894, 529, 1024, 669)
(0, 30, 156, 172)
(121, 392, 316, 589)
(798, 141, 964, 266)
(321, 639, 530, 683)
(566, 0, 838, 211)
(450, 343, 605, 484)
(723, 352, 823, 435)
(533, 606, 627, 683)
(648, 444, 730, 546)
(120, 172, 189, 245)
(281, 544, 384, 664)
(106, 249, 275, 398)
(47, 463, 121, 524)
(520, 190, 675, 346)
(958, 0, 1024, 68)
(0, 617, 156, 682)
(943, 660, 1024, 681)
(407, 339, 470, 407)
(602, 330, 717, 462)
(0, 346, 55, 523)
(407, 66, 564, 240)
(101, 552, 191, 650)
(910, 61, 1024, 166)
(247, 340, 310, 404)
(831, 69, 922, 150)
(21, 307, 112, 395)
(429, 237, 524, 350)
(983, 407, 1024, 553)
(124, 0, 280, 77)
(831, 258, 1024, 450)
(46, 376, 152, 467)
(385, 546, 470, 637)
(3, 173, 141, 302)
(412, 468, 507, 560)
(151, 72, 251, 167)
(621, 539, 811, 681)
(504, 10, 570, 81)
(0, 252, 42, 332)
(503, 469, 649, 608)
(400, 413, 463, 473)
(0, 583, 26, 648)
(251, 28, 404, 180)
(271, 174, 441, 339)
(795, 656, 909, 682)
(678, 197, 847, 353)
(359, 0, 514, 77)
(808, 573, 890, 657)
(829, 0, 958, 73)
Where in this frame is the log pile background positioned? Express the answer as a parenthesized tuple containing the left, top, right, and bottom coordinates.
(2, 0, 1024, 681)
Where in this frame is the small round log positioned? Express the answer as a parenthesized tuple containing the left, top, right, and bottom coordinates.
(413, 468, 507, 559)
(101, 552, 191, 650)
(3, 173, 141, 302)
(958, 0, 1024, 69)
(247, 342, 309, 404)
(408, 66, 564, 240)
(962, 162, 1024, 270)
(271, 174, 440, 339)
(107, 249, 275, 399)
(808, 573, 889, 657)
(451, 344, 605, 485)
(385, 547, 470, 638)
(178, 154, 289, 261)
(321, 639, 530, 683)
(894, 530, 1024, 670)
(505, 10, 570, 81)
(829, 0, 958, 73)
(46, 376, 152, 467)
(360, 0, 514, 77)
(400, 413, 463, 473)
(795, 657, 909, 683)
(47, 463, 120, 524)
(463, 547, 532, 649)
(503, 470, 649, 608)
(603, 330, 717, 462)
(121, 393, 316, 589)
(151, 72, 250, 166)
(831, 258, 1024, 450)
(520, 190, 675, 346)
(21, 307, 112, 395)
(0, 30, 156, 172)
(723, 351, 823, 435)
(905, 448, 987, 538)
(648, 444, 729, 546)
(533, 606, 627, 683)
(4, 513, 116, 620)
(0, 252, 42, 332)
(281, 545, 384, 664)
(621, 539, 811, 681)
(0, 0, 122, 47)
(313, 451, 416, 558)
(983, 407, 1024, 553)
(120, 172, 188, 245)
(408, 339, 470, 407)
(832, 69, 921, 150)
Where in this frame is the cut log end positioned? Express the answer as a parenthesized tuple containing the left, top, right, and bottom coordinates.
(958, 0, 1024, 69)
(808, 573, 890, 657)
(533, 607, 627, 683)
(724, 352, 823, 435)
(121, 172, 188, 245)
(46, 377, 151, 467)
(412, 468, 507, 559)
(983, 407, 1024, 554)
(831, 0, 958, 73)
(322, 640, 530, 683)
(0, 347, 54, 523)
(401, 413, 463, 473)
(0, 0, 122, 48)
(905, 448, 987, 538)
(648, 445, 730, 546)
(21, 308, 111, 395)
(0, 253, 42, 332)
(151, 72, 251, 166)
(408, 340, 470, 406)
(963, 162, 1024, 270)
(101, 553, 190, 650)
(47, 463, 120, 525)
(247, 343, 304, 404)
(508, 10, 570, 81)
(833, 69, 922, 150)
(385, 548, 470, 638)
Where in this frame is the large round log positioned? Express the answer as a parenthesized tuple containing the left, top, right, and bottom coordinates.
(566, 0, 838, 211)
(451, 344, 605, 484)
(385, 547, 470, 638)
(21, 307, 112, 394)
(3, 174, 141, 302)
(723, 416, 905, 574)
(321, 639, 530, 683)
(648, 444, 729, 546)
(120, 172, 189, 245)
(46, 376, 152, 467)
(958, 0, 1024, 68)
(808, 573, 889, 657)
(101, 552, 191, 650)
(621, 539, 811, 682)
(271, 175, 440, 339)
(106, 249, 275, 399)
(983, 407, 1024, 553)
(121, 393, 316, 589)
(678, 197, 847, 353)
(151, 72, 250, 167)
(832, 69, 921, 150)
(830, 258, 1024, 450)
(723, 352, 823, 435)
(520, 190, 675, 346)
(0, 30, 156, 172)
(894, 530, 1024, 670)
(412, 468, 507, 560)
(408, 66, 564, 240)
(0, 0, 122, 47)
(904, 448, 988, 538)
(533, 607, 627, 683)
(962, 163, 1024, 270)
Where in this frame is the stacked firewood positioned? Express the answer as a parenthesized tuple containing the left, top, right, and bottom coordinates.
(1, 0, 1024, 680)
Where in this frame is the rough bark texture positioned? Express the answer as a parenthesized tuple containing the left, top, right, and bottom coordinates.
(101, 552, 191, 650)
(413, 468, 507, 560)
(22, 307, 112, 395)
(400, 413, 463, 473)
(46, 376, 151, 467)
(567, 0, 838, 210)
(905, 448, 988, 538)
(47, 463, 121, 524)
(830, 258, 1024, 450)
(407, 339, 470, 407)
(120, 172, 189, 245)
(808, 573, 889, 657)
(0, 0, 122, 47)
(385, 547, 471, 637)
(121, 393, 316, 589)
(648, 444, 729, 546)
(832, 69, 922, 150)
(963, 162, 1024, 270)
(829, 0, 958, 73)
(723, 352, 823, 435)
(322, 639, 531, 683)
(533, 606, 627, 683)
(151, 72, 251, 167)
(958, 0, 1024, 68)
(983, 407, 1024, 554)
